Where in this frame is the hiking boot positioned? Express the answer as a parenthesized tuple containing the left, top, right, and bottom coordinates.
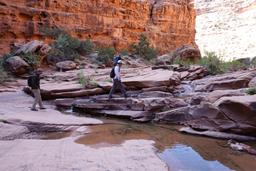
(31, 108, 38, 111)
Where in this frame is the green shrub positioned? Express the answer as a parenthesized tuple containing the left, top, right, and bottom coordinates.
(0, 67, 8, 84)
(78, 39, 94, 55)
(199, 52, 247, 75)
(199, 52, 223, 75)
(120, 49, 129, 56)
(222, 60, 246, 72)
(251, 57, 256, 68)
(0, 53, 13, 67)
(77, 71, 98, 88)
(130, 34, 157, 60)
(174, 58, 194, 67)
(96, 47, 115, 65)
(40, 27, 95, 63)
(20, 52, 40, 68)
(39, 26, 67, 39)
(246, 87, 256, 95)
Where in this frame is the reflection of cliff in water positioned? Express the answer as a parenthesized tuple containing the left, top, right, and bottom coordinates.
(75, 119, 256, 171)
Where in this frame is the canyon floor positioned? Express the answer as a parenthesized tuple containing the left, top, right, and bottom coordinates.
(0, 66, 256, 171)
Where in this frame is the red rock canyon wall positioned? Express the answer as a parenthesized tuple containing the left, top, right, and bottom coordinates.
(0, 0, 196, 55)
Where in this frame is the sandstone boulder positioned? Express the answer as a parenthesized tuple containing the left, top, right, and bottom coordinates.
(39, 44, 51, 55)
(193, 70, 256, 92)
(205, 89, 246, 103)
(171, 45, 201, 63)
(155, 54, 172, 65)
(5, 56, 29, 75)
(215, 95, 256, 128)
(155, 45, 201, 65)
(155, 103, 222, 124)
(15, 40, 44, 55)
(56, 61, 77, 71)
(249, 77, 256, 87)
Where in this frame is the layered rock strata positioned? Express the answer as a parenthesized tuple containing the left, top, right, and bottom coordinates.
(0, 0, 196, 55)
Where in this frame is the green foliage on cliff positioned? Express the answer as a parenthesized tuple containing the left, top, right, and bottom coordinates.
(96, 47, 115, 66)
(40, 27, 95, 63)
(130, 34, 157, 61)
(39, 27, 68, 39)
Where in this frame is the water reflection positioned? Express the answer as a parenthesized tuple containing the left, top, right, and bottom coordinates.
(159, 144, 233, 171)
(75, 120, 256, 171)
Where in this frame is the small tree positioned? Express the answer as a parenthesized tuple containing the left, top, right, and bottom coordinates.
(96, 47, 115, 66)
(20, 52, 40, 68)
(199, 52, 223, 75)
(130, 34, 157, 60)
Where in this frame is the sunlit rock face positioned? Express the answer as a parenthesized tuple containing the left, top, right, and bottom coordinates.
(195, 0, 256, 60)
(0, 0, 196, 55)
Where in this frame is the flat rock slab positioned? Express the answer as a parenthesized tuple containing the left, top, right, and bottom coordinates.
(0, 122, 29, 139)
(85, 110, 150, 119)
(0, 92, 102, 125)
(40, 81, 82, 92)
(123, 69, 180, 89)
(193, 70, 256, 92)
(0, 138, 167, 171)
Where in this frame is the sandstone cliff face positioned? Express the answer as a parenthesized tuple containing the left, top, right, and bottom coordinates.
(0, 0, 196, 55)
(195, 0, 256, 60)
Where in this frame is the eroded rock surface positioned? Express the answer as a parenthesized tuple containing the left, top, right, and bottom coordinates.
(0, 0, 195, 55)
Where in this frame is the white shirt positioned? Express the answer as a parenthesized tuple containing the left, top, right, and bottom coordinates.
(114, 65, 121, 80)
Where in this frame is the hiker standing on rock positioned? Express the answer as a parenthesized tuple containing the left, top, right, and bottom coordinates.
(28, 69, 46, 111)
(109, 60, 128, 100)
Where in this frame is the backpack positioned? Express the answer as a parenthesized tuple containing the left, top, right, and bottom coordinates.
(27, 76, 33, 87)
(110, 67, 115, 78)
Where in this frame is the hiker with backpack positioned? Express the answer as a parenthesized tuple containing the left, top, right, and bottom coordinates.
(113, 54, 122, 66)
(27, 69, 46, 111)
(109, 59, 127, 100)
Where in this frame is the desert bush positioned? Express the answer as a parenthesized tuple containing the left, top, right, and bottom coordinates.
(96, 47, 115, 65)
(0, 53, 13, 67)
(0, 53, 12, 84)
(174, 58, 194, 67)
(77, 71, 98, 88)
(246, 87, 256, 95)
(222, 60, 246, 72)
(20, 52, 40, 68)
(41, 27, 95, 63)
(130, 34, 157, 60)
(0, 66, 8, 84)
(39, 26, 67, 39)
(78, 39, 94, 55)
(120, 49, 129, 56)
(251, 57, 256, 68)
(199, 52, 247, 75)
(199, 52, 223, 75)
